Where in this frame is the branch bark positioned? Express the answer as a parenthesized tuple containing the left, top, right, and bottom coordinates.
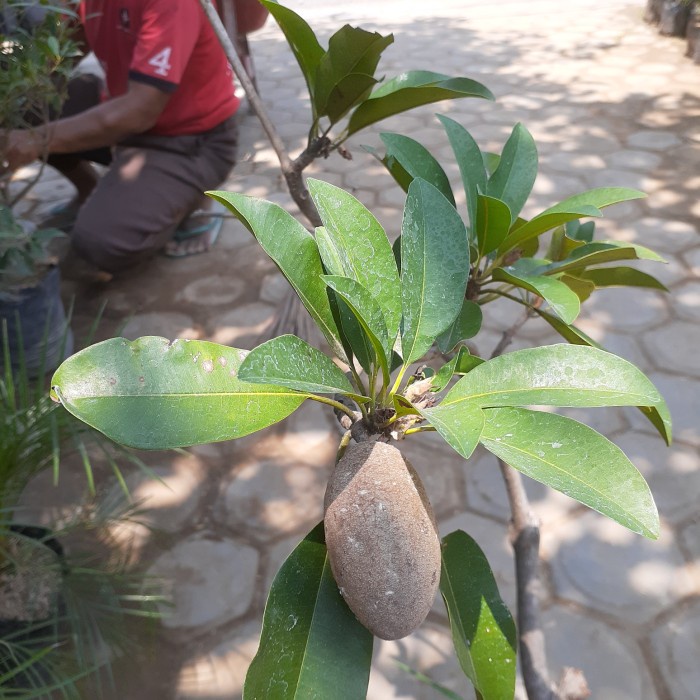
(490, 310, 588, 700)
(199, 0, 322, 227)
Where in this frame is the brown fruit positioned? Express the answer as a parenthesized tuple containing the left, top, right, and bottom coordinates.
(323, 441, 441, 640)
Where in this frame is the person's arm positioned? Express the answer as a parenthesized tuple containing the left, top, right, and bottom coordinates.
(4, 81, 170, 170)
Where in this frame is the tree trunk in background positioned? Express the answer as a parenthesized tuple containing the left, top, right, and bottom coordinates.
(658, 0, 691, 36)
(687, 7, 700, 64)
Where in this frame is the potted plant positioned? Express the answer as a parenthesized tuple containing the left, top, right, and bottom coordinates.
(0, 1, 81, 376)
(0, 324, 163, 697)
(0, 206, 72, 376)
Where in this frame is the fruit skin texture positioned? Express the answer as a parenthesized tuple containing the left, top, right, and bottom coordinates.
(324, 440, 441, 640)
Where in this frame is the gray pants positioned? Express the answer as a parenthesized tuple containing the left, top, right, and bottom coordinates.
(52, 74, 238, 272)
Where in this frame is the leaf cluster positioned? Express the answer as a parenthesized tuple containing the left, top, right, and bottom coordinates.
(0, 206, 64, 291)
(259, 0, 493, 153)
(368, 118, 667, 347)
(0, 0, 82, 134)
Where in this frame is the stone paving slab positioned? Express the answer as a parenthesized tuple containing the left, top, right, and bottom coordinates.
(13, 1, 700, 698)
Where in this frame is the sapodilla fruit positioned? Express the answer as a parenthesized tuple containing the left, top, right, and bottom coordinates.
(323, 441, 441, 640)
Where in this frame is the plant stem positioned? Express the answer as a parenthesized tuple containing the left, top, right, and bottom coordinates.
(307, 394, 358, 421)
(403, 425, 436, 435)
(489, 311, 587, 699)
(200, 0, 323, 227)
(498, 458, 557, 700)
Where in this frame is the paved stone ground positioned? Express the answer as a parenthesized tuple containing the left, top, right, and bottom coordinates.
(11, 1, 700, 698)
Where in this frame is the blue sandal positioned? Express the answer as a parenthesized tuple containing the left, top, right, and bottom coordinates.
(164, 210, 224, 258)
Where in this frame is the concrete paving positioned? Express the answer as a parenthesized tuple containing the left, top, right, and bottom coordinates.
(13, 1, 700, 698)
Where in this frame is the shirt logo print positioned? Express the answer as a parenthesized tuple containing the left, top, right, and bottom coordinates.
(148, 47, 173, 77)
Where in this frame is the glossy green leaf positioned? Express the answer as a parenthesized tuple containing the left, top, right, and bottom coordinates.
(566, 219, 596, 242)
(51, 337, 306, 449)
(363, 143, 414, 194)
(545, 226, 586, 262)
(437, 300, 483, 354)
(308, 179, 401, 342)
(208, 191, 346, 361)
(244, 524, 373, 699)
(315, 226, 372, 370)
(323, 73, 379, 123)
(501, 188, 645, 253)
(559, 273, 596, 302)
(536, 241, 665, 276)
(531, 308, 602, 348)
(519, 313, 672, 444)
(437, 114, 486, 234)
(580, 266, 668, 291)
(482, 152, 501, 177)
(476, 195, 512, 257)
(346, 71, 494, 136)
(441, 530, 517, 699)
(486, 123, 538, 222)
(313, 25, 392, 121)
(439, 344, 671, 443)
(401, 179, 470, 364)
(239, 335, 360, 398)
(323, 275, 391, 381)
(481, 407, 660, 538)
(492, 266, 581, 324)
(378, 133, 455, 205)
(259, 0, 325, 102)
(431, 347, 479, 393)
(419, 400, 484, 460)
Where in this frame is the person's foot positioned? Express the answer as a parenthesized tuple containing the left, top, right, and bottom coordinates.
(164, 207, 224, 258)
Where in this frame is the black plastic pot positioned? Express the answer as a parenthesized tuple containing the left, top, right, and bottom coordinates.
(0, 266, 73, 377)
(0, 525, 66, 690)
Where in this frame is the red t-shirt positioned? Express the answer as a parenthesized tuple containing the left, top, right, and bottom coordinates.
(80, 0, 240, 135)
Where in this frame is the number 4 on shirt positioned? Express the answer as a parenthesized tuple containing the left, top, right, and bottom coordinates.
(148, 47, 172, 77)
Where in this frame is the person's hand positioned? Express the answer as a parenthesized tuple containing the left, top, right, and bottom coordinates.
(1, 130, 43, 173)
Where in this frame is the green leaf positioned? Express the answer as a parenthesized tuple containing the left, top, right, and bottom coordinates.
(486, 123, 538, 222)
(313, 26, 393, 121)
(437, 300, 483, 354)
(208, 191, 346, 361)
(346, 71, 494, 136)
(536, 241, 665, 276)
(501, 188, 646, 253)
(430, 347, 481, 392)
(239, 335, 361, 398)
(307, 179, 401, 342)
(492, 267, 581, 324)
(566, 219, 596, 242)
(481, 407, 660, 538)
(580, 266, 668, 291)
(437, 114, 486, 234)
(259, 0, 325, 102)
(322, 73, 379, 124)
(559, 274, 596, 302)
(418, 401, 484, 460)
(51, 337, 306, 449)
(378, 133, 455, 205)
(401, 179, 470, 364)
(531, 309, 602, 347)
(315, 226, 372, 369)
(439, 344, 671, 443)
(476, 195, 512, 257)
(441, 530, 517, 700)
(322, 275, 391, 381)
(244, 524, 373, 699)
